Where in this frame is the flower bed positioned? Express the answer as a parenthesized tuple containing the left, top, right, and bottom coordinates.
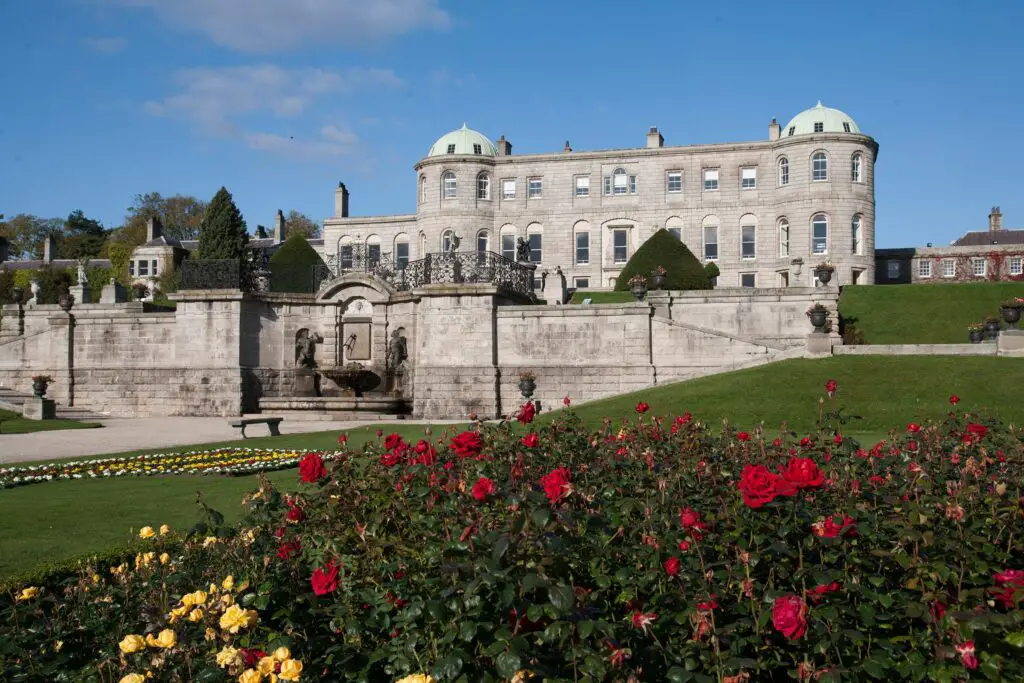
(3, 387, 1024, 681)
(0, 448, 340, 489)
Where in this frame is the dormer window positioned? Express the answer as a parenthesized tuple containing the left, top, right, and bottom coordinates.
(842, 122, 851, 133)
(446, 144, 456, 154)
(788, 126, 795, 136)
(473, 144, 482, 154)
(813, 122, 824, 133)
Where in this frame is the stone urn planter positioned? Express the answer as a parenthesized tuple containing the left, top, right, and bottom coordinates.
(518, 374, 536, 400)
(814, 268, 834, 286)
(58, 292, 74, 312)
(628, 276, 648, 302)
(984, 318, 1001, 341)
(1000, 304, 1022, 330)
(31, 375, 52, 398)
(648, 275, 665, 291)
(807, 305, 828, 334)
(968, 329, 984, 344)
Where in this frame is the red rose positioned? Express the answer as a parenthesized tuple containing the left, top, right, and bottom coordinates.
(833, 434, 843, 445)
(679, 507, 702, 529)
(240, 649, 268, 667)
(678, 539, 691, 551)
(906, 423, 921, 433)
(472, 476, 495, 501)
(697, 598, 718, 611)
(277, 541, 300, 560)
(384, 433, 405, 451)
(635, 401, 650, 414)
(663, 556, 680, 576)
(563, 395, 571, 407)
(413, 439, 437, 466)
(966, 423, 988, 439)
(825, 379, 838, 397)
(736, 431, 751, 442)
(994, 569, 1024, 586)
(286, 504, 303, 522)
(630, 610, 657, 631)
(521, 432, 540, 448)
(956, 641, 978, 670)
(311, 561, 340, 595)
(778, 457, 825, 490)
(738, 465, 797, 508)
(811, 514, 857, 538)
(337, 434, 348, 445)
(299, 453, 325, 483)
(772, 594, 808, 640)
(539, 467, 571, 503)
(516, 401, 536, 424)
(376, 428, 384, 437)
(949, 394, 960, 405)
(450, 431, 484, 459)
(805, 581, 841, 604)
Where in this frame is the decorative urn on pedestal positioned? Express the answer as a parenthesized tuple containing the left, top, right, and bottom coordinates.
(648, 266, 666, 291)
(813, 262, 835, 286)
(58, 292, 74, 312)
(31, 374, 53, 398)
(628, 275, 648, 302)
(518, 371, 536, 401)
(806, 303, 829, 334)
(983, 315, 1001, 341)
(968, 323, 984, 344)
(1000, 298, 1023, 330)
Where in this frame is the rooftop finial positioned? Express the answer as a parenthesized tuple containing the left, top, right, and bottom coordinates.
(816, 100, 823, 107)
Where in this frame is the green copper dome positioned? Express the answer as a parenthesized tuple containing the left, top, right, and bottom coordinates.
(781, 102, 860, 137)
(427, 123, 497, 157)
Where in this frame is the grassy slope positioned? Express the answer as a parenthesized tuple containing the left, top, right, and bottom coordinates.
(3, 355, 1023, 579)
(567, 291, 635, 304)
(839, 282, 1024, 344)
(0, 409, 102, 434)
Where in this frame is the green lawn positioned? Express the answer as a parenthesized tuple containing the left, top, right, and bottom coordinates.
(0, 409, 102, 434)
(567, 291, 635, 304)
(2, 355, 1022, 581)
(839, 282, 1024, 344)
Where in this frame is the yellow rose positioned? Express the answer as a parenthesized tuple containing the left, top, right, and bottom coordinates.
(159, 524, 171, 535)
(216, 646, 241, 668)
(119, 675, 146, 683)
(118, 634, 146, 654)
(141, 552, 156, 567)
(183, 590, 208, 607)
(16, 586, 40, 601)
(188, 608, 205, 622)
(279, 659, 303, 681)
(238, 670, 263, 683)
(138, 526, 156, 539)
(145, 629, 176, 649)
(220, 593, 235, 607)
(511, 671, 536, 683)
(219, 604, 258, 633)
(203, 536, 219, 547)
(222, 575, 235, 591)
(205, 627, 217, 641)
(257, 657, 276, 675)
(169, 605, 190, 623)
(159, 553, 170, 565)
(395, 675, 436, 683)
(273, 647, 291, 661)
(92, 574, 102, 584)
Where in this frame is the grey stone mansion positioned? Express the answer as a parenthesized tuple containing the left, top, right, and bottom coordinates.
(322, 101, 878, 289)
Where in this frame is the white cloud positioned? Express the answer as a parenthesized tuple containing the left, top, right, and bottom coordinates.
(107, 0, 449, 52)
(83, 36, 128, 53)
(145, 65, 398, 159)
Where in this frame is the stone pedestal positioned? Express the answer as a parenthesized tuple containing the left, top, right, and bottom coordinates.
(23, 397, 56, 420)
(998, 330, 1024, 355)
(806, 333, 833, 355)
(294, 368, 319, 397)
(69, 284, 92, 305)
(100, 279, 127, 304)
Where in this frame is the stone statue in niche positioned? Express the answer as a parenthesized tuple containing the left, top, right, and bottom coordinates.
(77, 261, 88, 286)
(515, 237, 530, 263)
(295, 328, 324, 368)
(388, 328, 408, 370)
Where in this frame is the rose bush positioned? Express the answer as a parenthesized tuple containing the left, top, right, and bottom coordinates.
(2, 390, 1024, 681)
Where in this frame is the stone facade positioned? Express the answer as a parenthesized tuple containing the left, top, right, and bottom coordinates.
(323, 106, 878, 292)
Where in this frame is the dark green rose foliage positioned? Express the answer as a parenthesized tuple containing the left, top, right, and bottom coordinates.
(614, 229, 711, 291)
(3, 392, 1024, 682)
(198, 187, 248, 261)
(270, 234, 325, 293)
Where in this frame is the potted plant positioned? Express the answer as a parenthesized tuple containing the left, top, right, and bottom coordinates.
(31, 374, 53, 398)
(983, 314, 1001, 341)
(1000, 297, 1023, 329)
(813, 262, 835, 286)
(132, 283, 150, 301)
(968, 322, 985, 344)
(518, 370, 536, 400)
(806, 303, 829, 333)
(648, 266, 667, 291)
(58, 291, 74, 312)
(628, 274, 648, 301)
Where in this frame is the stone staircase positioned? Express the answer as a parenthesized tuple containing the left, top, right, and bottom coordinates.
(0, 386, 108, 420)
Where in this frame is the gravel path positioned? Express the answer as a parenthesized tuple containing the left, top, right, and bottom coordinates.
(0, 416, 438, 463)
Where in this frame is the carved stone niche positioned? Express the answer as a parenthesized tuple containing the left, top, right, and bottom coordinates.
(340, 298, 373, 362)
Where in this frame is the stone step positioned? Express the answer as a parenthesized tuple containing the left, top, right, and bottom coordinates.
(0, 386, 108, 420)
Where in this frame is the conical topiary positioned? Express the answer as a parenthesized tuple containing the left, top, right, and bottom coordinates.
(198, 187, 248, 260)
(270, 234, 325, 293)
(614, 229, 710, 291)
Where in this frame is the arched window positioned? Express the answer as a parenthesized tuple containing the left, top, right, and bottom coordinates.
(812, 214, 829, 254)
(441, 229, 454, 253)
(338, 236, 354, 270)
(574, 220, 592, 265)
(778, 218, 790, 257)
(612, 167, 628, 195)
(476, 230, 489, 254)
(851, 154, 862, 183)
(852, 215, 863, 255)
(442, 171, 457, 199)
(778, 157, 789, 186)
(526, 223, 543, 263)
(499, 224, 516, 261)
(365, 234, 381, 266)
(419, 175, 427, 203)
(702, 215, 719, 261)
(812, 152, 828, 182)
(394, 233, 410, 270)
(740, 214, 757, 260)
(476, 172, 490, 200)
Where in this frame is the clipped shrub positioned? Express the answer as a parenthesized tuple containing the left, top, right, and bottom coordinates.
(35, 266, 74, 304)
(614, 229, 710, 291)
(0, 268, 13, 304)
(270, 234, 325, 293)
(704, 261, 720, 286)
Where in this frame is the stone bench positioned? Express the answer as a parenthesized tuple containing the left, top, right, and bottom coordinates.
(228, 417, 284, 438)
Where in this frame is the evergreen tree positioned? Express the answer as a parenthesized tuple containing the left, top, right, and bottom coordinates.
(198, 187, 248, 260)
(270, 234, 325, 293)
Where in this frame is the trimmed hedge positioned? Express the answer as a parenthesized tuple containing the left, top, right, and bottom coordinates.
(614, 228, 710, 291)
(270, 233, 325, 293)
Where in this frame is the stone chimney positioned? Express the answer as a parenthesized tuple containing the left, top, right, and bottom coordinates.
(496, 135, 512, 156)
(646, 126, 664, 148)
(563, 140, 572, 153)
(274, 209, 286, 243)
(0, 236, 8, 263)
(43, 234, 57, 262)
(769, 117, 781, 141)
(255, 225, 268, 239)
(146, 215, 163, 242)
(989, 206, 1003, 232)
(335, 182, 350, 218)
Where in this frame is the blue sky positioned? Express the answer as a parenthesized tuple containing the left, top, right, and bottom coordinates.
(2, 0, 1022, 247)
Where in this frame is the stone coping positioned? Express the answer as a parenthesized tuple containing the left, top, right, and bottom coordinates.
(833, 344, 998, 356)
(650, 287, 838, 301)
(497, 302, 650, 316)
